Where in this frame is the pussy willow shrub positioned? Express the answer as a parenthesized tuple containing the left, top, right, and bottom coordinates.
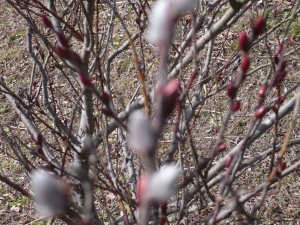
(1, 0, 300, 224)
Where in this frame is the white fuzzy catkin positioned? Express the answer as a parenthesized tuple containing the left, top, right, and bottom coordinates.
(31, 170, 67, 214)
(145, 164, 181, 202)
(128, 111, 154, 154)
(148, 0, 195, 45)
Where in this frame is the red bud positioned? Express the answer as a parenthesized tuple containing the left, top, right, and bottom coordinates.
(278, 44, 284, 54)
(238, 31, 249, 52)
(34, 133, 43, 145)
(78, 70, 92, 87)
(231, 101, 241, 112)
(39, 14, 53, 29)
(162, 79, 180, 99)
(55, 46, 69, 59)
(227, 82, 236, 99)
(49, 50, 54, 58)
(258, 84, 268, 97)
(135, 17, 140, 25)
(61, 135, 68, 142)
(280, 162, 286, 171)
(241, 55, 250, 72)
(217, 143, 226, 153)
(274, 54, 279, 65)
(255, 106, 267, 119)
(275, 71, 287, 84)
(238, 30, 249, 52)
(225, 154, 233, 168)
(101, 107, 114, 117)
(161, 79, 180, 118)
(253, 16, 265, 37)
(278, 97, 284, 105)
(276, 170, 281, 177)
(55, 32, 69, 48)
(101, 91, 110, 105)
(70, 51, 82, 65)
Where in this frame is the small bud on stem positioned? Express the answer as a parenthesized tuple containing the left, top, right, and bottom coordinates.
(231, 101, 241, 112)
(161, 79, 180, 118)
(258, 84, 268, 97)
(225, 154, 233, 168)
(70, 51, 82, 65)
(255, 106, 267, 119)
(135, 17, 140, 25)
(39, 14, 53, 29)
(238, 31, 249, 52)
(101, 91, 110, 105)
(278, 97, 284, 106)
(280, 161, 287, 171)
(278, 44, 284, 54)
(253, 16, 266, 37)
(227, 82, 236, 99)
(55, 46, 69, 59)
(33, 133, 43, 145)
(101, 107, 114, 117)
(55, 32, 69, 48)
(275, 71, 287, 84)
(274, 54, 279, 65)
(241, 54, 250, 72)
(78, 70, 92, 87)
(217, 143, 226, 153)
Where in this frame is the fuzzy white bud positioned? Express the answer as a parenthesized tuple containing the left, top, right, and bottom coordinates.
(128, 111, 154, 154)
(145, 164, 181, 202)
(148, 0, 195, 45)
(31, 170, 68, 214)
(82, 134, 92, 150)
